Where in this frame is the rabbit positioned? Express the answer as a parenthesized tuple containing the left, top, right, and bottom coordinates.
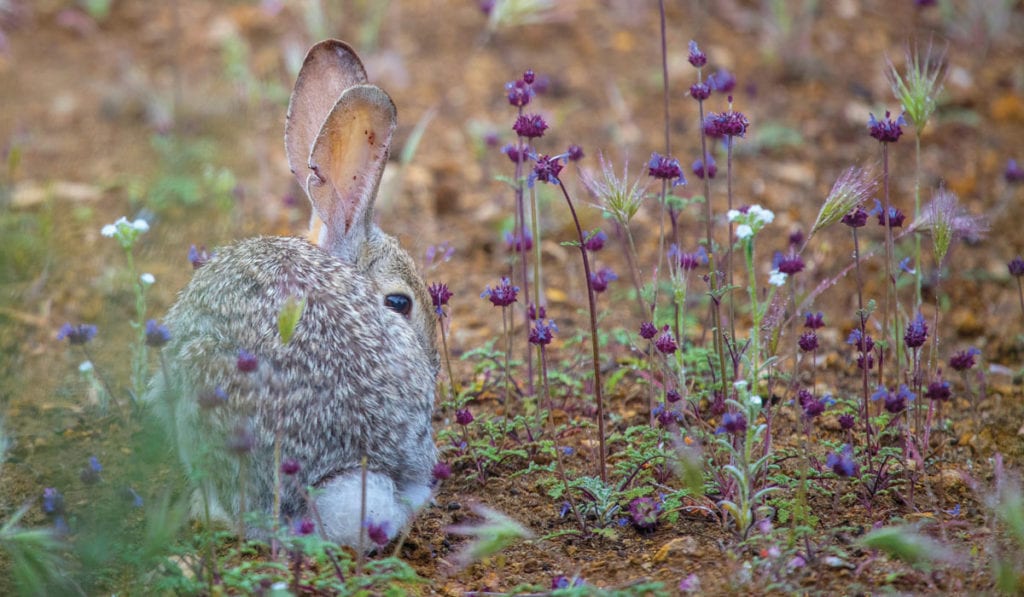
(146, 40, 439, 548)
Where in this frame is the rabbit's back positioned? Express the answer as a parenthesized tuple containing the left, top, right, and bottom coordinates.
(156, 236, 436, 518)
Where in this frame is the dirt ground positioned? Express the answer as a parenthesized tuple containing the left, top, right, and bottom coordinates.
(1, 0, 1023, 594)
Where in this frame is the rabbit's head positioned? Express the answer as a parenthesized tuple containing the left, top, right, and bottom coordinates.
(285, 40, 437, 368)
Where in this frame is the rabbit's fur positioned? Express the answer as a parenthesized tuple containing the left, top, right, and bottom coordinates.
(147, 40, 438, 547)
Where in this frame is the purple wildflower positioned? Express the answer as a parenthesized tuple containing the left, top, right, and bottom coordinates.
(798, 331, 819, 352)
(719, 411, 747, 434)
(703, 108, 749, 139)
(648, 152, 685, 185)
(188, 244, 212, 269)
(666, 389, 682, 403)
(512, 113, 548, 139)
(432, 461, 452, 481)
(654, 326, 678, 354)
(628, 497, 661, 533)
(145, 319, 171, 347)
(57, 323, 97, 345)
(949, 347, 980, 371)
(691, 154, 716, 179)
(867, 110, 906, 143)
(506, 79, 532, 107)
(455, 408, 474, 426)
(904, 313, 928, 349)
(589, 267, 618, 293)
(281, 458, 301, 476)
(293, 518, 316, 536)
(799, 389, 825, 418)
(583, 229, 607, 252)
(925, 379, 951, 401)
(676, 245, 708, 271)
(566, 144, 585, 162)
(639, 321, 657, 340)
(826, 445, 858, 477)
(237, 349, 258, 373)
(841, 207, 869, 228)
(1006, 159, 1024, 184)
(846, 328, 874, 353)
(838, 413, 856, 431)
(708, 69, 736, 93)
(428, 282, 453, 316)
(689, 82, 711, 101)
(528, 303, 546, 320)
(871, 199, 906, 228)
(481, 277, 519, 307)
(501, 142, 531, 164)
(804, 312, 825, 329)
(504, 230, 533, 253)
(42, 488, 65, 516)
(365, 520, 391, 547)
(533, 153, 564, 184)
(777, 254, 805, 275)
(687, 40, 706, 68)
(528, 318, 558, 345)
(1008, 256, 1024, 277)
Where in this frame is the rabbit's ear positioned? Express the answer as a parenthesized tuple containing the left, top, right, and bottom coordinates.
(285, 40, 368, 192)
(306, 84, 397, 261)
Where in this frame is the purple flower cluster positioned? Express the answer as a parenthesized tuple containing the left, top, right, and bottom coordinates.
(428, 282, 453, 316)
(904, 313, 928, 349)
(57, 323, 97, 345)
(654, 326, 678, 354)
(648, 152, 685, 186)
(481, 277, 519, 307)
(528, 318, 558, 346)
(703, 107, 749, 138)
(867, 111, 906, 143)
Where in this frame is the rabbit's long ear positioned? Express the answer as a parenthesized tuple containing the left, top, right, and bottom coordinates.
(285, 39, 368, 191)
(306, 85, 397, 262)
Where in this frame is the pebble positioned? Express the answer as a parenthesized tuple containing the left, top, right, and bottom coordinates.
(652, 536, 700, 562)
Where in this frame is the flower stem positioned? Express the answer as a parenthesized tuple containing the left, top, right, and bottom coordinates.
(556, 179, 607, 483)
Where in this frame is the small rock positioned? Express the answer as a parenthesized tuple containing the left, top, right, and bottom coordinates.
(652, 536, 700, 562)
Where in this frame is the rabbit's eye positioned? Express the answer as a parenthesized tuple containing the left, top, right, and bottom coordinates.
(384, 293, 413, 317)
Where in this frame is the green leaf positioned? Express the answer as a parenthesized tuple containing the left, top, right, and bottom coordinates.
(860, 525, 954, 567)
(278, 295, 306, 345)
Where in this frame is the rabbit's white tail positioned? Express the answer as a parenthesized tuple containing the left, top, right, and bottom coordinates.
(315, 471, 431, 548)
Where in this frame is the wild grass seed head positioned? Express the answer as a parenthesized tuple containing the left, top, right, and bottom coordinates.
(580, 152, 649, 226)
(811, 166, 877, 236)
(886, 41, 947, 132)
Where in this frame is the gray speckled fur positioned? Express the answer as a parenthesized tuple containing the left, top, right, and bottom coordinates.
(145, 40, 438, 543)
(151, 235, 437, 527)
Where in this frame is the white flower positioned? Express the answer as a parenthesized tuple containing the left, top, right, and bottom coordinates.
(736, 224, 753, 239)
(750, 395, 763, 407)
(79, 361, 94, 373)
(140, 273, 155, 285)
(748, 204, 775, 225)
(733, 380, 748, 391)
(727, 209, 741, 222)
(101, 224, 117, 237)
(131, 219, 150, 232)
(769, 269, 788, 287)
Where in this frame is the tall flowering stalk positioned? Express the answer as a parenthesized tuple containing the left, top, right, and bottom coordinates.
(101, 216, 152, 404)
(728, 205, 777, 389)
(887, 42, 947, 309)
(482, 277, 520, 408)
(688, 40, 730, 401)
(533, 153, 608, 483)
(429, 282, 457, 405)
(867, 110, 906, 385)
